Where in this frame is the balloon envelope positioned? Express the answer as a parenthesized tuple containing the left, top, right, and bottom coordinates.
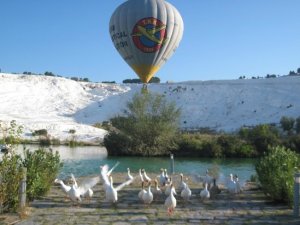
(109, 0, 184, 83)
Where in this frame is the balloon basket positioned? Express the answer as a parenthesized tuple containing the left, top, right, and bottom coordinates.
(141, 84, 148, 94)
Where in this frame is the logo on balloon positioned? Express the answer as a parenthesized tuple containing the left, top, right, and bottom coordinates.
(132, 17, 167, 53)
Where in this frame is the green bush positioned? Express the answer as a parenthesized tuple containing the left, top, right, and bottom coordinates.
(68, 129, 76, 134)
(32, 129, 48, 136)
(283, 135, 300, 154)
(239, 124, 280, 155)
(0, 148, 62, 211)
(217, 135, 239, 157)
(176, 133, 206, 156)
(22, 148, 62, 201)
(238, 144, 257, 158)
(175, 133, 257, 158)
(255, 146, 300, 205)
(0, 153, 23, 212)
(93, 121, 112, 131)
(104, 92, 180, 156)
(104, 131, 133, 156)
(0, 120, 23, 145)
(296, 117, 300, 134)
(201, 141, 222, 157)
(280, 116, 295, 133)
(38, 137, 51, 146)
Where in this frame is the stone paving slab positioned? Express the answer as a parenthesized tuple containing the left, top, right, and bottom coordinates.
(1, 173, 300, 225)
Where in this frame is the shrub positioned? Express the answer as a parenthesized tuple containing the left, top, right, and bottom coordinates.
(0, 153, 23, 212)
(50, 138, 61, 145)
(217, 135, 239, 157)
(280, 116, 295, 133)
(201, 141, 222, 158)
(0, 120, 23, 145)
(175, 133, 258, 158)
(239, 124, 280, 155)
(255, 146, 299, 205)
(32, 129, 48, 136)
(284, 134, 300, 154)
(69, 129, 76, 134)
(38, 136, 51, 146)
(22, 148, 62, 201)
(238, 144, 257, 158)
(176, 133, 205, 156)
(249, 174, 258, 183)
(93, 121, 112, 131)
(105, 92, 180, 156)
(296, 117, 300, 134)
(68, 140, 85, 148)
(104, 131, 132, 156)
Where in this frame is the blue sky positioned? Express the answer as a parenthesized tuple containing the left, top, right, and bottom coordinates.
(1, 0, 299, 83)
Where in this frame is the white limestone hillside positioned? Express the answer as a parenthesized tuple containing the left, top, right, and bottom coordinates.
(0, 73, 299, 144)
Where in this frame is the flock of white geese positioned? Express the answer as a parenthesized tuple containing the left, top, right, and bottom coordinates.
(54, 162, 243, 215)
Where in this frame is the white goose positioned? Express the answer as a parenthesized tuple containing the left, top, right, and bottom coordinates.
(55, 179, 71, 195)
(191, 169, 213, 188)
(178, 173, 187, 192)
(138, 181, 147, 201)
(71, 176, 100, 203)
(68, 184, 82, 203)
(200, 183, 210, 200)
(105, 175, 134, 203)
(71, 173, 94, 201)
(55, 178, 71, 200)
(125, 168, 134, 181)
(203, 169, 213, 188)
(159, 168, 166, 187)
(56, 175, 99, 204)
(227, 174, 237, 194)
(142, 169, 151, 183)
(164, 184, 177, 215)
(142, 183, 153, 204)
(181, 182, 192, 201)
(100, 162, 120, 190)
(139, 169, 144, 183)
(164, 169, 169, 183)
(234, 175, 242, 193)
(164, 177, 173, 196)
(152, 179, 162, 198)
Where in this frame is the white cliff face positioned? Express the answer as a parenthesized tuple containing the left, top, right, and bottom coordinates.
(1, 73, 299, 143)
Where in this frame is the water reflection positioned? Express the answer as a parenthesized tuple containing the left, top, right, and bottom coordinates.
(2, 145, 256, 182)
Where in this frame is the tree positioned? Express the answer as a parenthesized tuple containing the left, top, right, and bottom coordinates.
(44, 71, 55, 76)
(104, 92, 181, 156)
(255, 146, 299, 205)
(70, 77, 79, 81)
(280, 116, 295, 133)
(295, 116, 300, 134)
(122, 77, 160, 84)
(239, 124, 279, 155)
(149, 76, 160, 83)
(123, 78, 141, 83)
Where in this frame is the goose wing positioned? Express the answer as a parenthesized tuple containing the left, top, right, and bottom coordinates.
(191, 174, 205, 183)
(100, 162, 120, 185)
(70, 173, 78, 188)
(107, 161, 120, 176)
(115, 176, 136, 192)
(100, 164, 110, 185)
(77, 176, 100, 195)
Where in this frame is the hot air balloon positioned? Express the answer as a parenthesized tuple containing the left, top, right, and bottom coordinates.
(109, 0, 184, 89)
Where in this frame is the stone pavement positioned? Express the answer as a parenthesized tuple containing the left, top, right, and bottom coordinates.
(1, 173, 300, 225)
